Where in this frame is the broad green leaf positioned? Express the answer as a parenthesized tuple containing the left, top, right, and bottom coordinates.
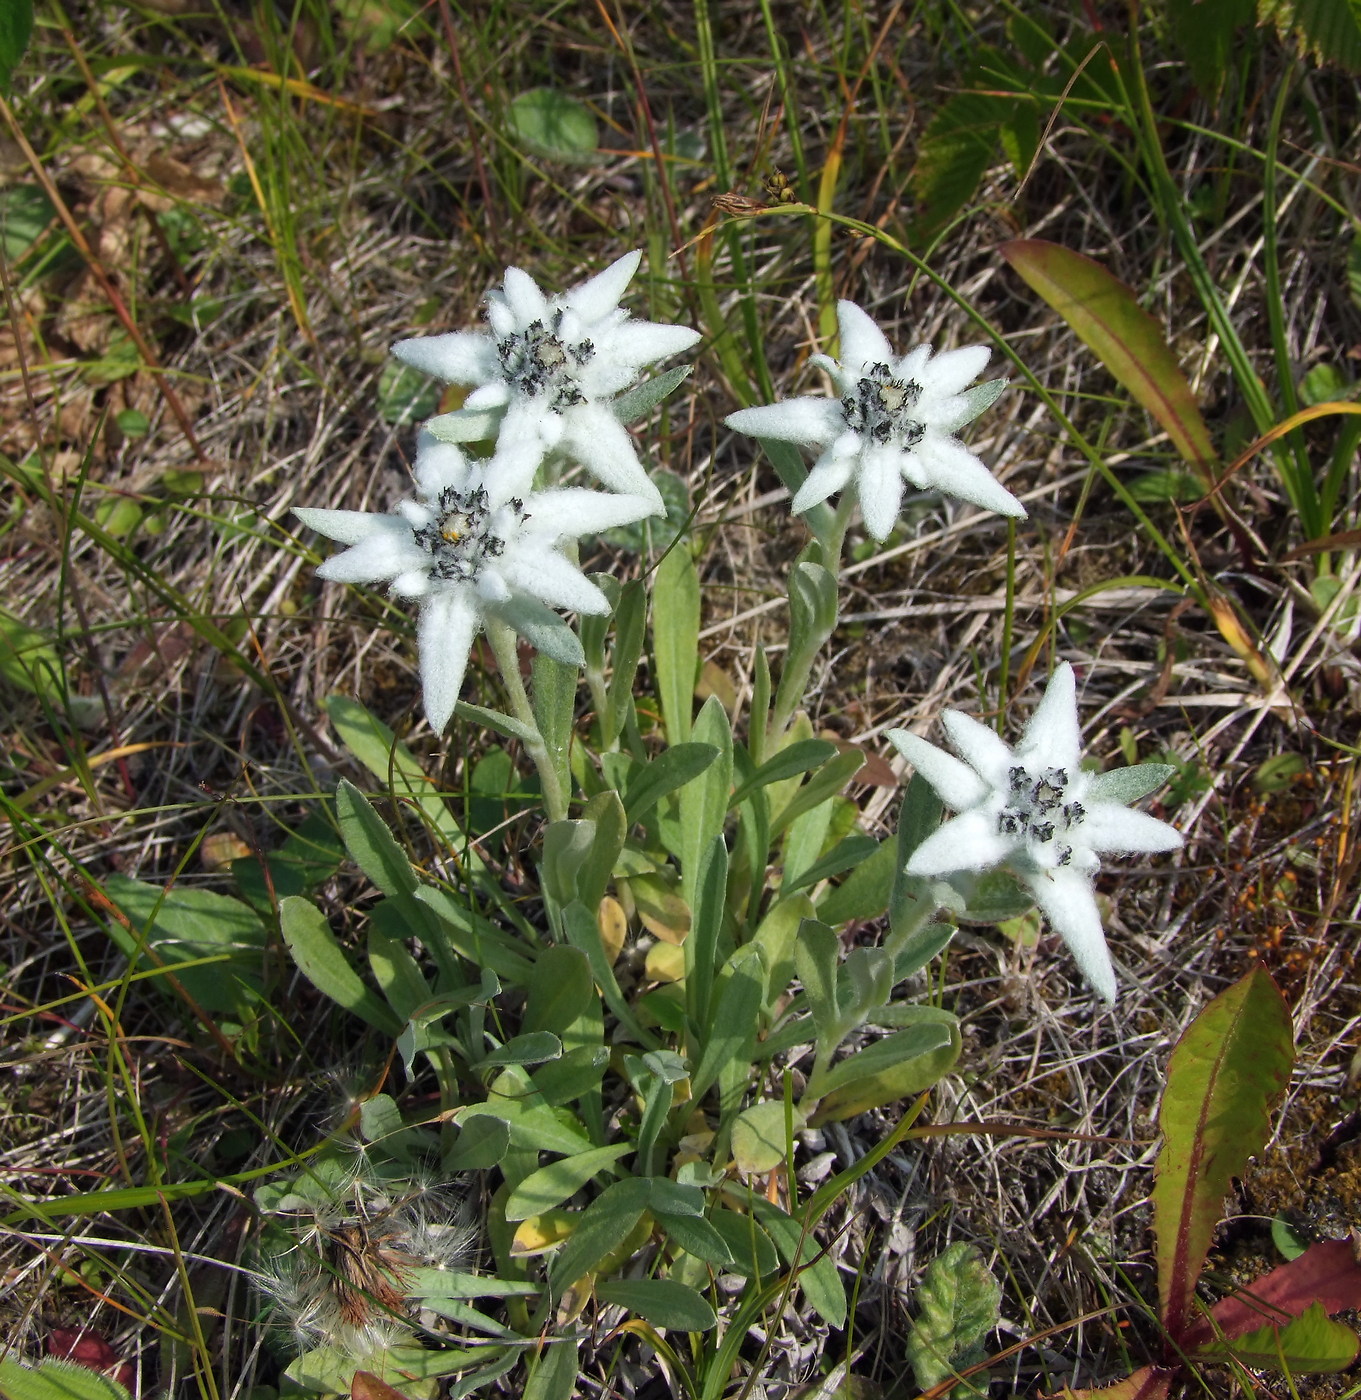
(1167, 0, 1255, 97)
(412, 885, 536, 985)
(424, 407, 502, 444)
(1128, 468, 1206, 503)
(905, 1242, 1002, 1394)
(814, 836, 897, 924)
(453, 700, 539, 746)
(706, 1208, 779, 1277)
(376, 357, 442, 424)
(286, 1342, 483, 1391)
(909, 90, 1011, 242)
(507, 87, 599, 162)
(279, 896, 402, 1035)
(684, 833, 728, 1028)
(680, 696, 734, 915)
(731, 1099, 802, 1175)
(326, 696, 470, 856)
(811, 1014, 961, 1124)
(443, 1115, 510, 1171)
(604, 579, 647, 746)
(102, 875, 266, 1017)
(1151, 965, 1293, 1333)
(0, 605, 62, 703)
(560, 898, 650, 1046)
(769, 748, 865, 839)
(652, 1208, 735, 1269)
(790, 832, 880, 892)
(622, 743, 718, 822)
(749, 893, 813, 1009)
(524, 945, 595, 1044)
(232, 809, 345, 915)
(746, 1196, 847, 1329)
(954, 868, 1035, 925)
(501, 596, 584, 668)
(795, 919, 842, 1049)
(0, 185, 52, 266)
(595, 1278, 717, 1331)
(689, 943, 764, 1105)
(729, 739, 838, 806)
(546, 1177, 651, 1295)
(1194, 1301, 1359, 1373)
(479, 1031, 562, 1069)
(1000, 239, 1216, 474)
(335, 779, 419, 898)
(521, 1340, 579, 1400)
(531, 1045, 609, 1107)
(394, 977, 498, 1073)
(465, 1067, 593, 1158)
(575, 791, 626, 911)
(612, 364, 693, 424)
(0, 1359, 129, 1400)
(367, 925, 429, 1022)
(541, 819, 595, 907)
(1086, 763, 1176, 804)
(531, 651, 576, 807)
(652, 543, 699, 743)
(503, 1143, 632, 1221)
(0, 0, 28, 89)
(1263, 0, 1361, 70)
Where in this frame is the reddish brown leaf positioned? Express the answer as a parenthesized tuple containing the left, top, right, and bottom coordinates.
(46, 1328, 135, 1393)
(1182, 1238, 1361, 1350)
(352, 1371, 415, 1400)
(1055, 1365, 1175, 1399)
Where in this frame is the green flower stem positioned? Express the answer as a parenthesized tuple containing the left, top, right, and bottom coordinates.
(485, 619, 568, 824)
(816, 491, 857, 582)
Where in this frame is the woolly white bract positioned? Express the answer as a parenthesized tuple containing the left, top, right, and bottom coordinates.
(888, 663, 1181, 1003)
(294, 436, 655, 733)
(725, 299, 1022, 540)
(390, 250, 700, 511)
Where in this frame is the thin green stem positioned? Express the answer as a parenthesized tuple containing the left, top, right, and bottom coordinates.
(485, 621, 567, 824)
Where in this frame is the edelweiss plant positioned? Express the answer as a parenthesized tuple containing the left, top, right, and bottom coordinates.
(281, 247, 1187, 1392)
(725, 298, 1022, 540)
(888, 662, 1182, 1003)
(391, 250, 700, 508)
(294, 435, 655, 735)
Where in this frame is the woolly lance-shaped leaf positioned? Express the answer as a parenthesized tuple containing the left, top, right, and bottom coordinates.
(1150, 965, 1293, 1337)
(1182, 1236, 1361, 1356)
(999, 239, 1216, 478)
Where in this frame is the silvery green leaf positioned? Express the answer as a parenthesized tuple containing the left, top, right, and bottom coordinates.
(947, 377, 1009, 427)
(497, 596, 585, 667)
(424, 406, 505, 443)
(612, 364, 693, 423)
(452, 700, 539, 745)
(1087, 763, 1177, 804)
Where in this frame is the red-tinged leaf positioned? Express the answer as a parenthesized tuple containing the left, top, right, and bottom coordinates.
(352, 1371, 414, 1400)
(1149, 965, 1293, 1337)
(1057, 1366, 1175, 1399)
(1182, 1237, 1361, 1351)
(46, 1329, 135, 1393)
(1189, 1299, 1359, 1373)
(998, 239, 1216, 475)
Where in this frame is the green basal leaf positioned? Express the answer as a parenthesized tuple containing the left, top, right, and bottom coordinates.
(1000, 239, 1216, 476)
(749, 893, 814, 1011)
(652, 542, 700, 743)
(729, 739, 838, 806)
(520, 1339, 579, 1400)
(769, 748, 865, 840)
(814, 835, 896, 923)
(443, 1114, 511, 1171)
(502, 596, 585, 668)
(622, 743, 718, 822)
(652, 1208, 736, 1269)
(1193, 1301, 1360, 1373)
(546, 1177, 651, 1295)
(503, 1143, 631, 1221)
(575, 790, 625, 911)
(1151, 965, 1294, 1334)
(102, 875, 267, 1019)
(732, 1099, 804, 1175)
(524, 945, 596, 1043)
(746, 1195, 847, 1329)
(377, 357, 442, 424)
(0, 1358, 130, 1400)
(335, 778, 420, 898)
(811, 1014, 961, 1125)
(612, 364, 693, 424)
(689, 942, 765, 1105)
(905, 1242, 1002, 1395)
(595, 1278, 717, 1332)
(507, 87, 599, 162)
(279, 895, 403, 1035)
(479, 1031, 563, 1069)
(0, 605, 63, 703)
(680, 694, 733, 911)
(794, 919, 841, 1050)
(604, 578, 647, 745)
(531, 650, 576, 808)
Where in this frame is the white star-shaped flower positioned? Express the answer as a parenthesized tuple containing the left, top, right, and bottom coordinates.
(389, 251, 700, 512)
(887, 663, 1182, 1002)
(725, 299, 1023, 540)
(295, 435, 654, 733)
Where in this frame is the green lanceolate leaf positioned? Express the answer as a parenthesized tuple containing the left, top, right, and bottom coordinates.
(531, 651, 577, 807)
(746, 1195, 847, 1329)
(443, 1114, 510, 1171)
(595, 1278, 717, 1332)
(810, 1013, 961, 1125)
(905, 1241, 1002, 1395)
(1086, 763, 1176, 805)
(685, 833, 729, 1031)
(1151, 965, 1293, 1336)
(279, 896, 402, 1035)
(507, 87, 599, 162)
(732, 1099, 803, 1175)
(523, 945, 596, 1044)
(622, 743, 718, 823)
(689, 943, 765, 1105)
(795, 919, 842, 1049)
(574, 791, 626, 911)
(335, 779, 419, 898)
(1000, 239, 1216, 476)
(503, 1143, 632, 1221)
(0, 1359, 130, 1400)
(813, 836, 897, 924)
(729, 739, 838, 807)
(0, 0, 33, 94)
(479, 1031, 563, 1070)
(680, 694, 733, 910)
(769, 747, 865, 840)
(547, 1176, 651, 1296)
(520, 1339, 580, 1400)
(612, 364, 693, 424)
(652, 542, 700, 742)
(604, 579, 647, 746)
